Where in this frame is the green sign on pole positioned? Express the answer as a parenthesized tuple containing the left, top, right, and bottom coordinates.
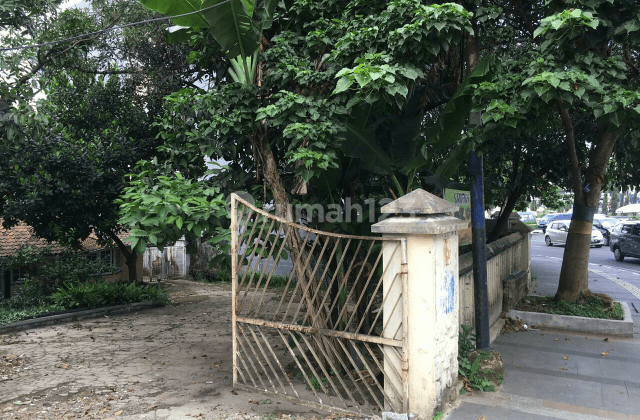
(444, 188, 472, 245)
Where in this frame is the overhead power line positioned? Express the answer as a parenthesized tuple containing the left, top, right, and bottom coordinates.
(0, 1, 231, 52)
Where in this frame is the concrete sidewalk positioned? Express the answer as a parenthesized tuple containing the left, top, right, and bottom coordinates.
(446, 258, 640, 419)
(446, 322, 640, 420)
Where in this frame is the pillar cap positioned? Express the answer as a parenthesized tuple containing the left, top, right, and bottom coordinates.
(381, 189, 457, 215)
(372, 215, 468, 235)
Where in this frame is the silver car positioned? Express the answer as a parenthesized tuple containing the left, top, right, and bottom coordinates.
(545, 220, 604, 248)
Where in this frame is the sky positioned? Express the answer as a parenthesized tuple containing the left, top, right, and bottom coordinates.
(60, 0, 90, 10)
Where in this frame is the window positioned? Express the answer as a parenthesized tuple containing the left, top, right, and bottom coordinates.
(550, 223, 557, 229)
(633, 226, 640, 236)
(622, 225, 632, 234)
(87, 249, 119, 267)
(10, 268, 25, 284)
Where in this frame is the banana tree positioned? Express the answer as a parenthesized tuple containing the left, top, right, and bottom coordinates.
(140, 0, 276, 85)
(335, 55, 498, 197)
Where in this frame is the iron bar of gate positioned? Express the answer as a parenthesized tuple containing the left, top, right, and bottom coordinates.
(400, 237, 409, 412)
(234, 194, 395, 240)
(236, 316, 402, 347)
(231, 194, 238, 386)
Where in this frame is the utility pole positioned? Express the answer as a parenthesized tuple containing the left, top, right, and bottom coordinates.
(469, 114, 490, 351)
(465, 25, 490, 350)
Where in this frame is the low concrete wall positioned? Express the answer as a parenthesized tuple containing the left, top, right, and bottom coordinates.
(0, 301, 164, 334)
(459, 230, 531, 330)
(508, 301, 634, 337)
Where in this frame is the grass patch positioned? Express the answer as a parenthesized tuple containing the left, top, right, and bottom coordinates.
(192, 268, 292, 290)
(0, 304, 65, 324)
(515, 295, 624, 320)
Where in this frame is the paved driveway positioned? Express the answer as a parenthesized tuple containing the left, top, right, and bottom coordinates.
(0, 280, 323, 420)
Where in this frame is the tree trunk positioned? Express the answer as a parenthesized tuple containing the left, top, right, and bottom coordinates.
(555, 107, 625, 300)
(126, 254, 138, 283)
(105, 229, 138, 283)
(251, 129, 337, 368)
(555, 203, 597, 301)
(488, 190, 522, 243)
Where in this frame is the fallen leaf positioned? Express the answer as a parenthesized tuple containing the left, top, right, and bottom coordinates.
(601, 351, 609, 357)
(114, 410, 123, 415)
(60, 363, 69, 369)
(231, 389, 238, 395)
(559, 367, 567, 371)
(554, 338, 558, 341)
(515, 365, 520, 369)
(563, 355, 569, 360)
(477, 416, 486, 420)
(565, 338, 570, 341)
(603, 338, 609, 342)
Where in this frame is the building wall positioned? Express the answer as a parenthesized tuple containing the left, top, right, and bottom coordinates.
(102, 247, 143, 282)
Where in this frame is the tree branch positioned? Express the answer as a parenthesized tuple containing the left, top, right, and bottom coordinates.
(555, 99, 583, 204)
(103, 228, 133, 262)
(68, 65, 141, 75)
(12, 15, 120, 97)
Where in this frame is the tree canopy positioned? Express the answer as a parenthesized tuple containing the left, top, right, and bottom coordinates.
(2, 0, 639, 299)
(0, 0, 198, 280)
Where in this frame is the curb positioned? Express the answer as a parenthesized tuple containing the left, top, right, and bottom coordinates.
(508, 301, 634, 337)
(0, 301, 165, 335)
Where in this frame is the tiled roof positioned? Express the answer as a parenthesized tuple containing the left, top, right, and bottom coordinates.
(0, 222, 129, 258)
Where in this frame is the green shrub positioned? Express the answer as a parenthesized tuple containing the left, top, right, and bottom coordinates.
(193, 267, 290, 289)
(51, 281, 169, 309)
(0, 276, 49, 310)
(0, 303, 65, 325)
(38, 252, 116, 288)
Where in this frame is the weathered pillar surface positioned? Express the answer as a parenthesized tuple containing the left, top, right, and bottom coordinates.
(372, 189, 467, 418)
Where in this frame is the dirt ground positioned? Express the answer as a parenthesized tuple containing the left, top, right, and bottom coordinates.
(0, 280, 357, 420)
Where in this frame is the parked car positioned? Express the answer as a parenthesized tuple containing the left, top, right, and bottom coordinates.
(545, 220, 604, 248)
(547, 213, 573, 223)
(536, 214, 558, 233)
(592, 217, 617, 246)
(518, 212, 536, 222)
(537, 213, 572, 234)
(609, 221, 640, 261)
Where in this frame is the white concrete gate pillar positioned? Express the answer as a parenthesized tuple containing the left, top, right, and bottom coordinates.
(372, 189, 467, 418)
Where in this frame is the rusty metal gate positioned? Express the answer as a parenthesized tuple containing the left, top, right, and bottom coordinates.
(230, 194, 408, 415)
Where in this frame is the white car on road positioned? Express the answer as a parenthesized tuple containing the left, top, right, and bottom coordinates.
(545, 220, 604, 248)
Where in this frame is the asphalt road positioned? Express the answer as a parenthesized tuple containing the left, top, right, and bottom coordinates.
(530, 231, 640, 313)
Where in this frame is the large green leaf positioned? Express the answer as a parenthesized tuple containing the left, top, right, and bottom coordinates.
(202, 0, 257, 59)
(140, 0, 278, 80)
(427, 55, 498, 152)
(138, 0, 210, 28)
(140, 0, 277, 59)
(342, 123, 396, 175)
